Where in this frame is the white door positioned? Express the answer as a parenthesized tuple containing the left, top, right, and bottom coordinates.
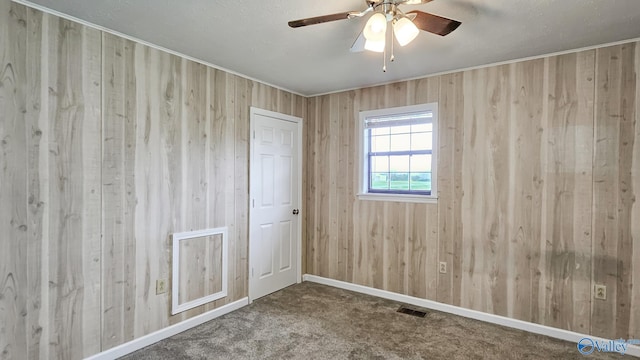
(249, 108, 301, 301)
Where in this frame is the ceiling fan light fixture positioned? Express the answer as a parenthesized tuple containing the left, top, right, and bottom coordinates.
(393, 17, 419, 46)
(364, 38, 386, 52)
(363, 12, 387, 42)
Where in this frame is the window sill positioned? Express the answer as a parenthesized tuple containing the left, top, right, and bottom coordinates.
(357, 193, 438, 204)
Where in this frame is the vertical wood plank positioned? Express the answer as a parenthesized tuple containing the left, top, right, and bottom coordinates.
(592, 45, 620, 337)
(383, 202, 405, 294)
(101, 31, 125, 349)
(80, 22, 103, 359)
(299, 94, 308, 275)
(209, 68, 235, 310)
(225, 73, 240, 306)
(101, 33, 138, 349)
(424, 204, 439, 299)
(251, 82, 267, 111)
(567, 51, 596, 332)
(253, 81, 277, 112)
(592, 43, 636, 339)
(507, 59, 545, 323)
(293, 94, 306, 119)
(25, 6, 46, 359)
(277, 89, 292, 115)
(352, 85, 375, 288)
(530, 57, 551, 328)
(351, 196, 369, 286)
(460, 68, 487, 313)
(406, 204, 427, 298)
(460, 65, 511, 316)
(486, 65, 511, 318)
(612, 43, 636, 340)
(367, 202, 385, 289)
(132, 46, 181, 336)
(226, 73, 238, 305)
(46, 15, 102, 358)
(351, 89, 366, 286)
(178, 60, 209, 320)
(305, 97, 318, 275)
(460, 69, 482, 312)
(0, 2, 28, 358)
(328, 93, 340, 280)
(437, 73, 464, 306)
(343, 91, 356, 284)
(101, 33, 139, 349)
(234, 75, 251, 299)
(335, 91, 354, 282)
(316, 95, 331, 278)
(630, 42, 640, 339)
(543, 51, 594, 333)
(120, 37, 138, 345)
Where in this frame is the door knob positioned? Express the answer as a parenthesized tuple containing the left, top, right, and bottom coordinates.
(292, 209, 299, 215)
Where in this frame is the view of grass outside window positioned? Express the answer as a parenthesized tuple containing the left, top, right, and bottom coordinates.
(364, 108, 434, 196)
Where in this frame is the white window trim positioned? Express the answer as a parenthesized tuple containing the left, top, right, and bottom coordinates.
(357, 103, 438, 204)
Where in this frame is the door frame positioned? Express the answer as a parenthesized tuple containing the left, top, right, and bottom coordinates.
(248, 107, 303, 302)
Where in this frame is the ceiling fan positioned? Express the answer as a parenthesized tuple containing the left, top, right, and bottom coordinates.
(288, 0, 461, 71)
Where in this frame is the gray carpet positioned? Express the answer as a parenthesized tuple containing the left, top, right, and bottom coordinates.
(122, 282, 622, 359)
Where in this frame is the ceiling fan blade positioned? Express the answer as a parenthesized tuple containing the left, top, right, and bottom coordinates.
(350, 31, 366, 52)
(407, 10, 461, 36)
(288, 12, 353, 28)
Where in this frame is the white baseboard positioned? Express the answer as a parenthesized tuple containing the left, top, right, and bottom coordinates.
(85, 298, 248, 360)
(303, 274, 640, 358)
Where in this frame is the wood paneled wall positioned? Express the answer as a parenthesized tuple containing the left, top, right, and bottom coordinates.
(0, 1, 305, 358)
(2, 0, 638, 357)
(305, 42, 639, 339)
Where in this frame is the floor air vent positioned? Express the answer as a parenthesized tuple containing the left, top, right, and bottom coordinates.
(397, 306, 427, 318)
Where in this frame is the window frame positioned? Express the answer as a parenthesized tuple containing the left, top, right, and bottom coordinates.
(357, 103, 438, 204)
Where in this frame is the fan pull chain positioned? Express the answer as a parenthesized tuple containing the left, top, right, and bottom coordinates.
(383, 42, 387, 72)
(390, 21, 395, 62)
(390, 41, 395, 62)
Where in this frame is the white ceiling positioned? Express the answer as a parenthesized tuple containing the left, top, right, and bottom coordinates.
(20, 0, 640, 96)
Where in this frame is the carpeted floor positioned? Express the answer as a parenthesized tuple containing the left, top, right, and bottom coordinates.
(122, 282, 622, 359)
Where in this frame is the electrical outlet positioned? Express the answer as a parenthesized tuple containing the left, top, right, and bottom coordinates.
(439, 261, 447, 274)
(594, 284, 606, 300)
(156, 279, 168, 295)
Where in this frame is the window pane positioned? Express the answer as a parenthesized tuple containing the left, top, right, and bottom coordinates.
(371, 127, 390, 136)
(390, 134, 411, 151)
(389, 155, 410, 172)
(371, 135, 390, 152)
(371, 173, 389, 190)
(410, 154, 432, 172)
(410, 173, 431, 191)
(411, 132, 432, 151)
(390, 125, 410, 134)
(389, 173, 410, 190)
(371, 156, 389, 172)
(362, 104, 436, 196)
(411, 123, 432, 132)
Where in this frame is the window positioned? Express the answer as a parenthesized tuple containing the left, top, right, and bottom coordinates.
(358, 103, 437, 203)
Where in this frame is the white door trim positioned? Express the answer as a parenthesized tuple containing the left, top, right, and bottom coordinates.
(249, 107, 303, 302)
